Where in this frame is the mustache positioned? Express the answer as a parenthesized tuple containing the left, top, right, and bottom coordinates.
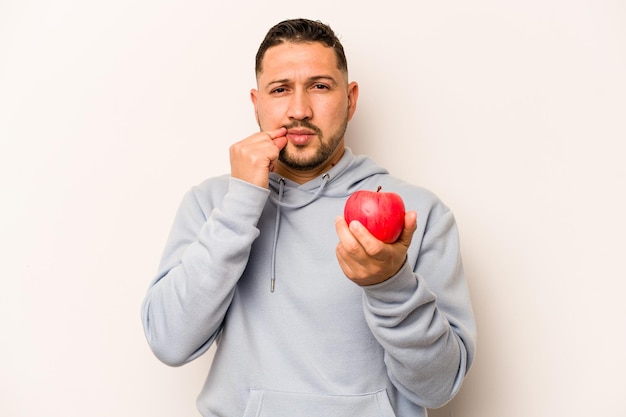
(283, 120, 322, 136)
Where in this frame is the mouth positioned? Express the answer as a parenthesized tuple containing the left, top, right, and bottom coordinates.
(286, 129, 316, 146)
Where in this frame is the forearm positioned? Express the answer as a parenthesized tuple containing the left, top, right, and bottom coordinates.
(363, 265, 469, 407)
(362, 211, 476, 408)
(141, 178, 269, 366)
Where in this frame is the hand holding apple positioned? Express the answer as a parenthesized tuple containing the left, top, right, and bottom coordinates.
(344, 186, 406, 243)
(335, 198, 417, 286)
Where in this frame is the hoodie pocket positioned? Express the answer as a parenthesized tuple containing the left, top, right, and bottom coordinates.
(242, 389, 397, 417)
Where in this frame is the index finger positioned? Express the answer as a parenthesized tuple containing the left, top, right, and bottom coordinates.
(266, 127, 287, 151)
(265, 127, 287, 139)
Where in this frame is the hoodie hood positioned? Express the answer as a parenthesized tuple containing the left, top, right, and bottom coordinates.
(265, 148, 388, 292)
(268, 148, 388, 204)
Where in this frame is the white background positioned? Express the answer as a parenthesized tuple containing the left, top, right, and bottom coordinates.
(2, 1, 625, 416)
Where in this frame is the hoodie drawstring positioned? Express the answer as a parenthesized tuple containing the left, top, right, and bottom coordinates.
(270, 179, 285, 293)
(269, 173, 330, 292)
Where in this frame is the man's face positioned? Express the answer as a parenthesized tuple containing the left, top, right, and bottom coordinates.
(251, 41, 358, 173)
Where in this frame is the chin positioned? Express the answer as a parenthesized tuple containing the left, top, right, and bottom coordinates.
(279, 154, 325, 171)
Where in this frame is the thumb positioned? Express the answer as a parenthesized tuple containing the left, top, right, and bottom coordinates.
(397, 210, 418, 246)
(273, 134, 288, 151)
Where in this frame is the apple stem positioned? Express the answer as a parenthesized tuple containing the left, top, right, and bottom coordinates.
(377, 186, 382, 192)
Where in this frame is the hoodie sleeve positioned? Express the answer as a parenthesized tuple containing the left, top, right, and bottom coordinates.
(362, 206, 476, 409)
(141, 177, 269, 366)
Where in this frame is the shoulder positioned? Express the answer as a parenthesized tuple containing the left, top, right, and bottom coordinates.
(170, 174, 231, 220)
(191, 174, 230, 195)
(183, 174, 270, 218)
(183, 174, 230, 205)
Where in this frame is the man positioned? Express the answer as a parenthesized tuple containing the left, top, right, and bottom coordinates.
(142, 18, 476, 417)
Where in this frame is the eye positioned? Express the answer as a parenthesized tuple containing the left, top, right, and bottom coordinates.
(312, 83, 330, 90)
(270, 86, 288, 95)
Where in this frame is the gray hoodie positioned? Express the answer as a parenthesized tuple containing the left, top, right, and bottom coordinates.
(141, 148, 476, 417)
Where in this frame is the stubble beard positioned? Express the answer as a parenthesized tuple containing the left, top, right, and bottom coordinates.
(279, 117, 348, 171)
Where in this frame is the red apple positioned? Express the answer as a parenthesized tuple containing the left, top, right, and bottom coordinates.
(344, 186, 406, 243)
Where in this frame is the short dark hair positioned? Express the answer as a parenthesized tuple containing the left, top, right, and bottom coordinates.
(255, 18, 348, 76)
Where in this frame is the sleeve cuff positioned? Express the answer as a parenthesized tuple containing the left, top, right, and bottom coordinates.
(220, 177, 270, 226)
(362, 259, 419, 305)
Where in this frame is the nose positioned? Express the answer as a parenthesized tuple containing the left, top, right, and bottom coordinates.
(287, 89, 313, 121)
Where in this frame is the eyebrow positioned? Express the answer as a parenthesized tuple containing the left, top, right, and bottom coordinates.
(265, 75, 339, 89)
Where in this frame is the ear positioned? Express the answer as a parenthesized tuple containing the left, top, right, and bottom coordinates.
(250, 88, 260, 124)
(346, 81, 359, 121)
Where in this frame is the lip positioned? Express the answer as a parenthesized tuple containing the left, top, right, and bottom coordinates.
(286, 129, 316, 145)
(287, 128, 315, 136)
